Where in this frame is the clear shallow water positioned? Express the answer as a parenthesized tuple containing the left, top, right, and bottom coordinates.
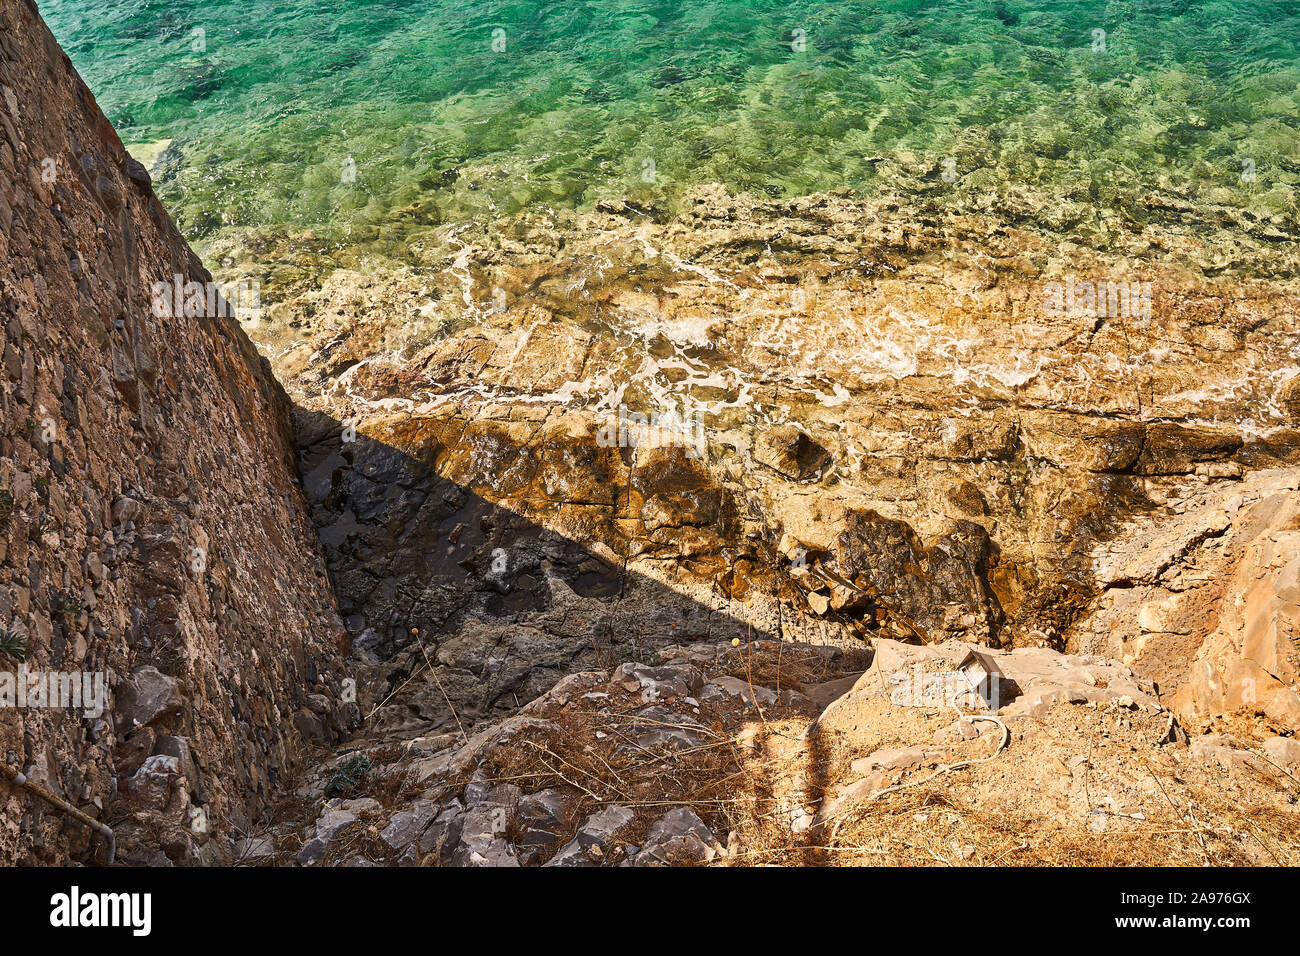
(38, 0, 1300, 252)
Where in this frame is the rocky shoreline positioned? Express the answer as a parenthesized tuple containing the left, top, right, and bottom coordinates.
(226, 183, 1300, 743)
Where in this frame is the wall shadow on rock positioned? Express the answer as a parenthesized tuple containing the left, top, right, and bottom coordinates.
(292, 407, 797, 737)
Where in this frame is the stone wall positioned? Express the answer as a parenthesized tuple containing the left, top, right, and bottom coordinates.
(0, 0, 355, 864)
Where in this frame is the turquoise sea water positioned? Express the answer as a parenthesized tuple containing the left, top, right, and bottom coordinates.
(37, 0, 1300, 255)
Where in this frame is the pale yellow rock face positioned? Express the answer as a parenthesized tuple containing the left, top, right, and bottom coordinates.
(1071, 468, 1300, 735)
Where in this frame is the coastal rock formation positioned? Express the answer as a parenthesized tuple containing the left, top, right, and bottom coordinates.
(239, 180, 1300, 740)
(0, 0, 355, 864)
(1071, 466, 1300, 736)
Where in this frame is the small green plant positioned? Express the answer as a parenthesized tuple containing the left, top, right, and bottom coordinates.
(0, 629, 28, 663)
(52, 592, 85, 618)
(616, 644, 663, 667)
(161, 653, 188, 676)
(324, 754, 371, 797)
(34, 476, 50, 492)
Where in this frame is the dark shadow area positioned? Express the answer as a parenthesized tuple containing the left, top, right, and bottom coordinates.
(291, 406, 801, 737)
(799, 720, 831, 866)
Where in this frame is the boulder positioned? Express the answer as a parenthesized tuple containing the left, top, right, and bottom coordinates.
(633, 808, 721, 866)
(313, 807, 359, 843)
(700, 676, 777, 708)
(295, 838, 327, 867)
(515, 789, 569, 856)
(154, 735, 204, 802)
(115, 666, 182, 730)
(122, 755, 186, 818)
(1263, 736, 1300, 769)
(611, 662, 705, 702)
(419, 802, 466, 864)
(618, 705, 707, 754)
(114, 727, 156, 775)
(450, 805, 521, 867)
(410, 717, 560, 782)
(546, 805, 636, 867)
(380, 801, 437, 852)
